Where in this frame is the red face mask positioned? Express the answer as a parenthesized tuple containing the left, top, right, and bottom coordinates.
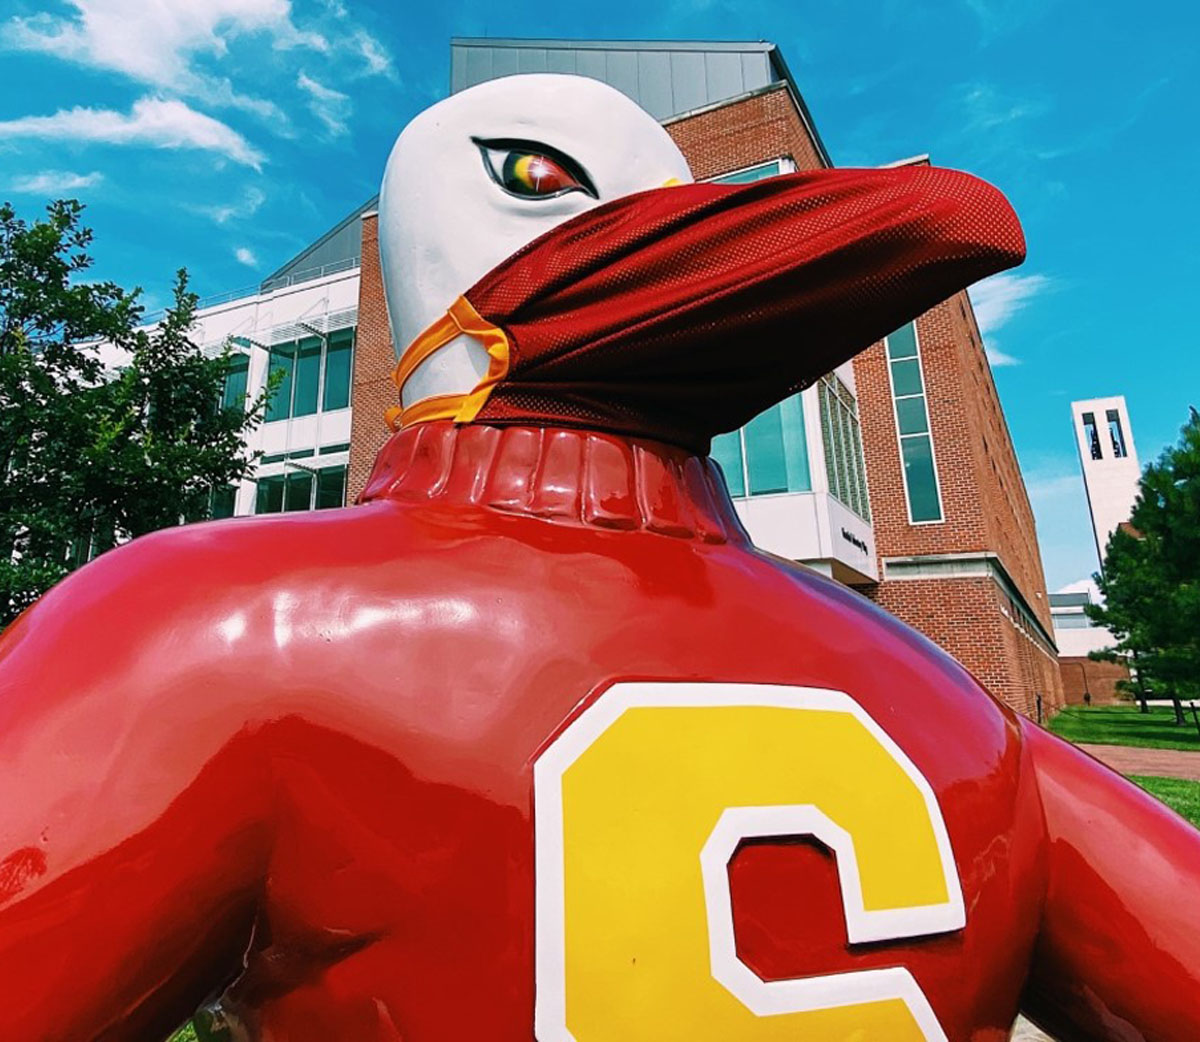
(390, 165, 1025, 454)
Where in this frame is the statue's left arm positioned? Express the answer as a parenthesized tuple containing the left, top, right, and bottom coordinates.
(0, 539, 273, 1040)
(1019, 720, 1200, 1040)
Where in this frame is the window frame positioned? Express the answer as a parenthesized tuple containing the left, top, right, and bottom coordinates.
(711, 393, 815, 502)
(817, 374, 871, 522)
(254, 453, 349, 514)
(1105, 408, 1128, 459)
(264, 326, 355, 424)
(885, 322, 945, 526)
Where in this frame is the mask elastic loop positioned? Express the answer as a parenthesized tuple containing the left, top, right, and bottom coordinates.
(386, 296, 510, 431)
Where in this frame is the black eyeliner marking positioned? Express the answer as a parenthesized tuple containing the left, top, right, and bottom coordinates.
(471, 136, 599, 200)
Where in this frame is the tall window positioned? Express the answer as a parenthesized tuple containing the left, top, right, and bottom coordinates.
(710, 396, 812, 499)
(255, 463, 347, 513)
(1081, 412, 1102, 460)
(210, 485, 237, 519)
(222, 353, 249, 411)
(265, 327, 354, 422)
(1106, 409, 1127, 458)
(817, 375, 871, 520)
(886, 322, 943, 523)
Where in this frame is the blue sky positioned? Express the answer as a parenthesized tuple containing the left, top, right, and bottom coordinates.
(1, 0, 1195, 590)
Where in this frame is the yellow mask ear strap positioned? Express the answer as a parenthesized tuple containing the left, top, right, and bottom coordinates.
(387, 296, 510, 432)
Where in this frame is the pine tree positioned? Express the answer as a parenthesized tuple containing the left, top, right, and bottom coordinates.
(1088, 408, 1200, 722)
(0, 199, 270, 628)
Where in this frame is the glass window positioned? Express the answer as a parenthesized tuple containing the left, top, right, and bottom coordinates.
(211, 484, 237, 519)
(901, 437, 941, 522)
(255, 474, 286, 513)
(293, 337, 322, 417)
(284, 471, 313, 511)
(316, 465, 347, 509)
(847, 409, 869, 519)
(265, 326, 356, 421)
(1082, 412, 1102, 460)
(779, 396, 811, 493)
(745, 405, 789, 495)
(323, 329, 353, 411)
(887, 322, 942, 523)
(222, 353, 249, 412)
(712, 160, 782, 184)
(710, 431, 745, 498)
(1106, 409, 1127, 458)
(817, 376, 870, 519)
(896, 396, 929, 435)
(265, 344, 295, 422)
(886, 324, 919, 360)
(710, 394, 811, 500)
(890, 358, 923, 397)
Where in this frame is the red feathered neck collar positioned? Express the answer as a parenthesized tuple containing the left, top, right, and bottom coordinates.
(360, 421, 748, 544)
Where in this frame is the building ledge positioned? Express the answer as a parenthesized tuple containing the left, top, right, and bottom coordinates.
(881, 551, 1057, 656)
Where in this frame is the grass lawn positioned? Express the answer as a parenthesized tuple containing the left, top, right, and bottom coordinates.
(1131, 775, 1200, 828)
(1049, 704, 1200, 752)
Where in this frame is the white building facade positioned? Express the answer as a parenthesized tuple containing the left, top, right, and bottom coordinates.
(194, 260, 360, 518)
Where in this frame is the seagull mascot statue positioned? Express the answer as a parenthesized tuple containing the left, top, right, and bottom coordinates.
(1, 74, 1198, 1042)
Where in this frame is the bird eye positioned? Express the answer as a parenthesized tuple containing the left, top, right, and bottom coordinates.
(474, 138, 597, 200)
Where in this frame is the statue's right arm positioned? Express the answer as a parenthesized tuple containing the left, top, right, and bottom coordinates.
(1019, 720, 1200, 1040)
(0, 534, 273, 1041)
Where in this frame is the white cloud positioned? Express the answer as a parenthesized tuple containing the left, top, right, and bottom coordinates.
(985, 343, 1022, 368)
(8, 169, 102, 194)
(969, 271, 1051, 367)
(2, 0, 325, 93)
(297, 72, 350, 136)
(961, 82, 1047, 131)
(235, 246, 259, 267)
(353, 30, 394, 79)
(194, 185, 266, 224)
(0, 97, 265, 169)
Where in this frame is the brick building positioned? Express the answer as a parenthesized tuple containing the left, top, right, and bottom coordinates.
(853, 264, 1063, 718)
(335, 37, 1063, 717)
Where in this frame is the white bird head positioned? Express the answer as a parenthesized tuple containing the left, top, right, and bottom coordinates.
(378, 73, 693, 407)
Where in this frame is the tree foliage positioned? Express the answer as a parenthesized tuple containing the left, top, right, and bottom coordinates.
(0, 199, 269, 627)
(1088, 408, 1200, 718)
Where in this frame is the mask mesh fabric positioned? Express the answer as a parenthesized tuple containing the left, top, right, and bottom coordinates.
(458, 165, 1023, 453)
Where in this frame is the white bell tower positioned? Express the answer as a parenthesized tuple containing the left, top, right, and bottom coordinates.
(1071, 395, 1140, 564)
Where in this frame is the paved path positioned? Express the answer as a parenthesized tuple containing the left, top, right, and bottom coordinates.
(1079, 743, 1200, 781)
(1010, 1017, 1055, 1041)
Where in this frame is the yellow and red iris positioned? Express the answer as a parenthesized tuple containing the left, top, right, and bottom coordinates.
(501, 151, 581, 197)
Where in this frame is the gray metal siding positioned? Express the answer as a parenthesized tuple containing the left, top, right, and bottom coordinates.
(450, 40, 786, 120)
(670, 50, 708, 115)
(604, 49, 639, 103)
(703, 50, 745, 103)
(261, 196, 377, 290)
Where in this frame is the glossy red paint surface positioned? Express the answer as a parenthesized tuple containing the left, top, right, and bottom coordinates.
(0, 421, 1197, 1040)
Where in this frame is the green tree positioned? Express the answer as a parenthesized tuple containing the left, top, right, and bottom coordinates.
(1088, 408, 1200, 723)
(0, 199, 270, 628)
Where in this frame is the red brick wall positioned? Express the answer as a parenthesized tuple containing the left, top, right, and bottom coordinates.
(1059, 656, 1130, 706)
(853, 294, 1063, 716)
(866, 576, 1061, 717)
(665, 84, 827, 175)
(349, 212, 395, 503)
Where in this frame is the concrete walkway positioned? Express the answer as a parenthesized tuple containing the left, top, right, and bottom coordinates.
(1010, 1017, 1055, 1041)
(1079, 743, 1200, 781)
